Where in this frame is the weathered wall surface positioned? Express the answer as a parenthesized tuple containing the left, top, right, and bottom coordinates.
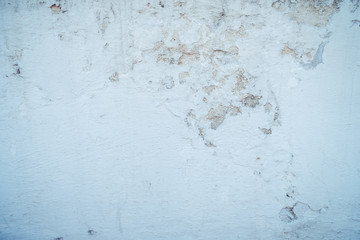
(0, 0, 359, 239)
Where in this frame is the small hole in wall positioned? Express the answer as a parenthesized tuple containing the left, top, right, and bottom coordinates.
(159, 1, 164, 8)
(88, 230, 97, 235)
(253, 170, 261, 175)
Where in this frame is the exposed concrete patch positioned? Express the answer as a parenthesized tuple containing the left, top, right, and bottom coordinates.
(241, 94, 262, 108)
(272, 0, 341, 27)
(232, 71, 250, 94)
(129, 1, 293, 145)
(178, 72, 189, 84)
(178, 51, 200, 65)
(302, 40, 329, 69)
(281, 33, 331, 69)
(281, 45, 298, 58)
(207, 104, 240, 130)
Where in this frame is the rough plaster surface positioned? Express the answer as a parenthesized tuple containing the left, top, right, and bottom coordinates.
(0, 0, 360, 239)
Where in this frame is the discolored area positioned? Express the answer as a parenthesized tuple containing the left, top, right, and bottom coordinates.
(0, 0, 359, 240)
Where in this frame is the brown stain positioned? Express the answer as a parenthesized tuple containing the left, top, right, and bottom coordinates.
(178, 52, 200, 65)
(213, 46, 238, 56)
(50, 4, 61, 14)
(304, 52, 313, 60)
(157, 54, 169, 63)
(281, 46, 297, 58)
(109, 72, 119, 82)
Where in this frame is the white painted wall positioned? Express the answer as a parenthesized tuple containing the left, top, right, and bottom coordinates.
(0, 0, 359, 239)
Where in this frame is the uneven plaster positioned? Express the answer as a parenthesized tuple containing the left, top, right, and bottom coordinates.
(0, 0, 359, 239)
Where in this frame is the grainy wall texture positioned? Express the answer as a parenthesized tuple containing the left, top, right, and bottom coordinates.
(0, 0, 360, 239)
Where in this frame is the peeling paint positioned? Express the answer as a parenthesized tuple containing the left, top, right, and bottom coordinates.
(0, 0, 359, 239)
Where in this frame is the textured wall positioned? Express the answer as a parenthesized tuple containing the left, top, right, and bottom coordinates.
(0, 0, 360, 239)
